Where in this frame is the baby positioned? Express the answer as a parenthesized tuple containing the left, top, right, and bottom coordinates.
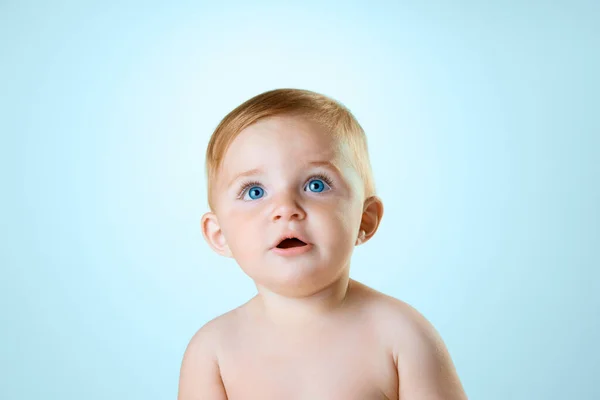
(178, 89, 467, 399)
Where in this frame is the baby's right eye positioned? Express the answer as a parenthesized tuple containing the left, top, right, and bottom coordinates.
(243, 186, 265, 200)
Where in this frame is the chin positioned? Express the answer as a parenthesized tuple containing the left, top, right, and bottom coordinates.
(254, 263, 348, 298)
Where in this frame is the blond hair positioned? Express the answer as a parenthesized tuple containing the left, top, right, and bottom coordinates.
(205, 88, 376, 210)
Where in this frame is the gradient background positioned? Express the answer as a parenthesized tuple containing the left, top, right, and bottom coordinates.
(2, 1, 598, 399)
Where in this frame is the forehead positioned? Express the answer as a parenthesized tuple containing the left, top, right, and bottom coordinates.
(221, 115, 346, 174)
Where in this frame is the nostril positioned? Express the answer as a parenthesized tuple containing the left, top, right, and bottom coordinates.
(272, 203, 305, 221)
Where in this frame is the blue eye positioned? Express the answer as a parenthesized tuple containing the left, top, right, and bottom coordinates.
(245, 186, 265, 200)
(306, 179, 330, 193)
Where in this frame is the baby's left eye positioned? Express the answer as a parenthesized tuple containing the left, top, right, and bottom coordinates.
(305, 178, 331, 193)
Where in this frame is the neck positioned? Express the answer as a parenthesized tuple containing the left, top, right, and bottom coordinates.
(253, 271, 354, 330)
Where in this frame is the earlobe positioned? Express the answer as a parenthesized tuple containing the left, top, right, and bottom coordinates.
(355, 230, 366, 245)
(357, 196, 384, 245)
(201, 212, 233, 258)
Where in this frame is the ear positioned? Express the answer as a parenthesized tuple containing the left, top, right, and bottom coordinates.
(201, 212, 233, 258)
(356, 196, 384, 246)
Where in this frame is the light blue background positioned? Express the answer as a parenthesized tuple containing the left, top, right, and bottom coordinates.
(2, 1, 598, 399)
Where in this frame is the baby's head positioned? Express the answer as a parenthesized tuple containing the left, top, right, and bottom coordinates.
(201, 89, 383, 297)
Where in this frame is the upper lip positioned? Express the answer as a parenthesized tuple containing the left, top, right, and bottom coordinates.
(271, 232, 311, 249)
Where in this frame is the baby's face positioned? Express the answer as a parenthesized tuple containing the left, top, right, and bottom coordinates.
(209, 115, 366, 296)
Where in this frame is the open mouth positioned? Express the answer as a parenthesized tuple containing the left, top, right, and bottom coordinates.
(276, 238, 307, 249)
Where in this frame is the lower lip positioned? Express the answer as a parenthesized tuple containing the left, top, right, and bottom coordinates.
(271, 243, 313, 257)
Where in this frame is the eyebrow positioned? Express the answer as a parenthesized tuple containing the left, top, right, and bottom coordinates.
(307, 160, 342, 174)
(227, 160, 342, 188)
(228, 167, 264, 188)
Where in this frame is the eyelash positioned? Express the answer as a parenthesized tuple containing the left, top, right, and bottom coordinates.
(236, 173, 334, 199)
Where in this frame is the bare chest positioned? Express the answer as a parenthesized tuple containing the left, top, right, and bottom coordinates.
(218, 328, 398, 400)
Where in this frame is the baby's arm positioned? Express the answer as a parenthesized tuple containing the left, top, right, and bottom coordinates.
(178, 322, 228, 400)
(392, 302, 468, 400)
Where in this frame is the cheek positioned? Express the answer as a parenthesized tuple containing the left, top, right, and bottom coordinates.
(220, 209, 262, 255)
(315, 199, 362, 243)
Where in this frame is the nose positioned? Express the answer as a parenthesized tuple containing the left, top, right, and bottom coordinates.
(271, 192, 306, 222)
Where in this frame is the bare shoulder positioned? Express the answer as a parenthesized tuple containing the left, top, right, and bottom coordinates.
(185, 306, 241, 349)
(177, 308, 242, 400)
(348, 280, 430, 336)
(350, 281, 468, 400)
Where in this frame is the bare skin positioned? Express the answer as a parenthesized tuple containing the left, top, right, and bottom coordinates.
(178, 278, 467, 400)
(178, 115, 468, 399)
